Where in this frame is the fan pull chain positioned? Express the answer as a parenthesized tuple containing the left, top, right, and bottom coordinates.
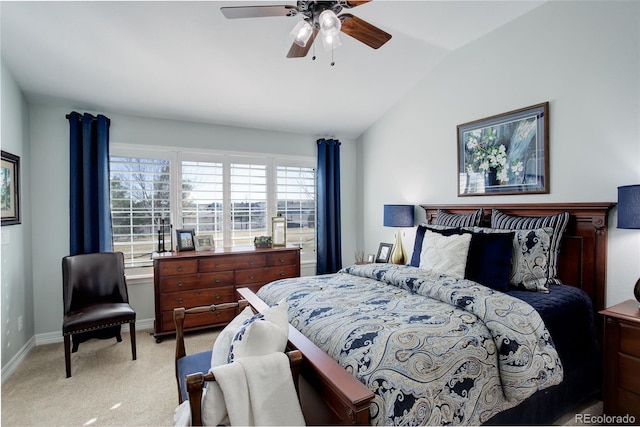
(331, 47, 335, 66)
(312, 42, 316, 61)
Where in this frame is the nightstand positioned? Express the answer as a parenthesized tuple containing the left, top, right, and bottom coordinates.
(600, 300, 640, 419)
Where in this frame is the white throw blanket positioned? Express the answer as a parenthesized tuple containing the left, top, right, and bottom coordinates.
(174, 352, 305, 426)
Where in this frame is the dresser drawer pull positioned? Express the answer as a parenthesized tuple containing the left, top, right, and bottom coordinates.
(177, 281, 183, 287)
(249, 259, 254, 265)
(280, 271, 286, 276)
(177, 266, 183, 272)
(215, 263, 220, 268)
(215, 293, 221, 300)
(215, 278, 220, 283)
(215, 311, 221, 317)
(279, 257, 285, 263)
(177, 298, 183, 304)
(248, 274, 255, 280)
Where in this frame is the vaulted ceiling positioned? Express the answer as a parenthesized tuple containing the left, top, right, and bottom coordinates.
(1, 1, 544, 139)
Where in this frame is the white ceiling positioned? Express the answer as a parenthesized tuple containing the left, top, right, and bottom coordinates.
(1, 1, 545, 139)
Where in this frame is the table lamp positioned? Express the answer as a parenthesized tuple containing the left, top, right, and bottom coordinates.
(617, 184, 640, 307)
(383, 204, 414, 265)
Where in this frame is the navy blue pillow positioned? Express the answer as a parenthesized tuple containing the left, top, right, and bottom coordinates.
(410, 225, 462, 267)
(464, 231, 514, 292)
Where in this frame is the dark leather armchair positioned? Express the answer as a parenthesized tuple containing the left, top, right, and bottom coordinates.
(62, 252, 136, 378)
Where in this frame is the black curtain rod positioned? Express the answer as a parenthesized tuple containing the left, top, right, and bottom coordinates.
(66, 112, 111, 125)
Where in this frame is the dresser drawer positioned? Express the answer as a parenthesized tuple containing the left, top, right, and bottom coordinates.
(235, 265, 298, 285)
(618, 388, 640, 418)
(199, 254, 266, 272)
(159, 286, 235, 311)
(160, 272, 234, 292)
(618, 353, 640, 394)
(158, 259, 198, 276)
(161, 308, 235, 332)
(266, 251, 298, 266)
(619, 322, 640, 358)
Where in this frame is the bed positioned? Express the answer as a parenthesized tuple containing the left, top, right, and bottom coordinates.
(237, 202, 614, 425)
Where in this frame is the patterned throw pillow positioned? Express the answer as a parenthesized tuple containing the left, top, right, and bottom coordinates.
(435, 209, 483, 227)
(410, 224, 462, 267)
(491, 210, 570, 285)
(419, 230, 472, 278)
(467, 227, 554, 293)
(227, 301, 289, 363)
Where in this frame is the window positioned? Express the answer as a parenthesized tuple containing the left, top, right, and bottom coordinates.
(230, 163, 267, 246)
(181, 160, 224, 246)
(276, 165, 316, 259)
(109, 146, 316, 269)
(110, 156, 171, 268)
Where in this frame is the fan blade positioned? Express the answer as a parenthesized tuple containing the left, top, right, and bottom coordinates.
(339, 13, 391, 49)
(342, 1, 372, 8)
(287, 28, 319, 58)
(220, 5, 298, 19)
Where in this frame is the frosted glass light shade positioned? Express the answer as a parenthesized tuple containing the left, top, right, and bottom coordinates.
(319, 10, 341, 36)
(289, 20, 313, 47)
(321, 32, 342, 51)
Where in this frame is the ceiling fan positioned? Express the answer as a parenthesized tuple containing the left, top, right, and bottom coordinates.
(220, 1, 392, 59)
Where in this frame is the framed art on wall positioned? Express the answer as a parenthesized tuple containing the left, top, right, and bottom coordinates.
(375, 243, 393, 263)
(457, 102, 549, 196)
(1, 151, 21, 226)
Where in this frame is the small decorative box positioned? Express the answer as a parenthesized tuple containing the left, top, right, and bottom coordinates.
(254, 236, 272, 248)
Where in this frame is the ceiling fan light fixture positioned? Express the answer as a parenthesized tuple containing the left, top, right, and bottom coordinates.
(321, 32, 342, 51)
(289, 19, 313, 47)
(319, 9, 341, 36)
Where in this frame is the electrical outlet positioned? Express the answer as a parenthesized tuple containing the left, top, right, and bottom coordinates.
(18, 316, 23, 332)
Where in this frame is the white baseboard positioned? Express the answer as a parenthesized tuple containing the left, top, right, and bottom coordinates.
(1, 335, 35, 385)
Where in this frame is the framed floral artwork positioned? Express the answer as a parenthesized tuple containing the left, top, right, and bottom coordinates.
(457, 102, 549, 196)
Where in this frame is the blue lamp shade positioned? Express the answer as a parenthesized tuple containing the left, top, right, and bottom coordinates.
(383, 204, 414, 227)
(618, 184, 640, 229)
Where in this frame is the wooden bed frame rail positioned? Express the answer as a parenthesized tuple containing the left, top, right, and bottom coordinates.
(239, 202, 614, 425)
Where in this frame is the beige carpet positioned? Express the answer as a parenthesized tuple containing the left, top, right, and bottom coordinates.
(1, 328, 219, 426)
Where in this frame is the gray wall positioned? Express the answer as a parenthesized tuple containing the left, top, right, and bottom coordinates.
(358, 1, 640, 306)
(1, 61, 34, 373)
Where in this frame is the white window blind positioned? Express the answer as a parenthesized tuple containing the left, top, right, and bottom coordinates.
(276, 165, 316, 259)
(181, 160, 224, 246)
(110, 156, 171, 268)
(230, 163, 267, 246)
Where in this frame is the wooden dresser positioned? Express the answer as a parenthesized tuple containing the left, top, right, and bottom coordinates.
(601, 299, 640, 419)
(152, 246, 300, 341)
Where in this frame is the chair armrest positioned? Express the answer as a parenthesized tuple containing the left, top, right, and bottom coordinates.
(174, 300, 249, 404)
(187, 349, 303, 426)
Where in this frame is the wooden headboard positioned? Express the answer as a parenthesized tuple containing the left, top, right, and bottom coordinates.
(421, 202, 615, 343)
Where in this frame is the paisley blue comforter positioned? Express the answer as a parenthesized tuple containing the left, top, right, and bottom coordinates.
(256, 263, 563, 425)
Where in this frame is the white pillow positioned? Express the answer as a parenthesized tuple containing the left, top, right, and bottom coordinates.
(210, 306, 254, 368)
(419, 229, 472, 278)
(227, 301, 289, 363)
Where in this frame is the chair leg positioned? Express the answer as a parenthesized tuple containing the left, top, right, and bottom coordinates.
(116, 328, 123, 343)
(64, 335, 72, 378)
(129, 322, 137, 360)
